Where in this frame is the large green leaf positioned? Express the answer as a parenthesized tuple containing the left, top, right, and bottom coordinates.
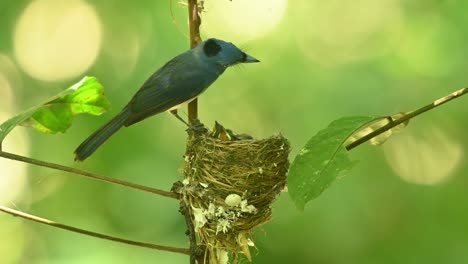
(288, 116, 376, 210)
(0, 76, 110, 143)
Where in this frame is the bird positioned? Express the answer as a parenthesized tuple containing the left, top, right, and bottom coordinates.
(74, 38, 259, 161)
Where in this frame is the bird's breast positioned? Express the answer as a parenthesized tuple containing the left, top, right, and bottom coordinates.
(167, 96, 197, 111)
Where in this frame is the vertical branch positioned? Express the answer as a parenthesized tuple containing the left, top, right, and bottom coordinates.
(187, 0, 202, 124)
(184, 1, 205, 263)
(180, 202, 206, 264)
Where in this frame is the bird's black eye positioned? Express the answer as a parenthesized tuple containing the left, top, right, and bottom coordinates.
(203, 39, 222, 57)
(241, 52, 247, 62)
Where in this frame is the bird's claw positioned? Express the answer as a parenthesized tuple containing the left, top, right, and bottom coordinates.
(187, 120, 208, 134)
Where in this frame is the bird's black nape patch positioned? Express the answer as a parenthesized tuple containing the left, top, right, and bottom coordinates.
(203, 39, 222, 57)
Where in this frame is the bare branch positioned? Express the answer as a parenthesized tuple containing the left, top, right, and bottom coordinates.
(346, 87, 468, 151)
(0, 205, 189, 255)
(187, 0, 202, 125)
(0, 151, 179, 200)
(184, 2, 206, 263)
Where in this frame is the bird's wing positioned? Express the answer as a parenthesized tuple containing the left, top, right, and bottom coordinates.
(124, 55, 216, 126)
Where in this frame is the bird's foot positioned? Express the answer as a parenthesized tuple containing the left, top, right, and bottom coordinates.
(187, 119, 208, 134)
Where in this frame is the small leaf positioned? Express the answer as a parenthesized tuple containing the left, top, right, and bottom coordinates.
(58, 77, 111, 116)
(288, 116, 376, 210)
(0, 76, 110, 143)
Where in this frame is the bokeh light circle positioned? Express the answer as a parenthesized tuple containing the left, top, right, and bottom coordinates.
(201, 0, 288, 41)
(0, 54, 29, 204)
(384, 126, 463, 185)
(0, 218, 26, 264)
(0, 55, 20, 110)
(0, 124, 29, 203)
(14, 0, 102, 81)
(294, 0, 401, 66)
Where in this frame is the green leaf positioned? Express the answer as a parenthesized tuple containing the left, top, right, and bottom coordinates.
(0, 76, 110, 143)
(288, 116, 376, 210)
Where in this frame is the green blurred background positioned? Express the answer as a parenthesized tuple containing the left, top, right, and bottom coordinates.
(1, 0, 468, 263)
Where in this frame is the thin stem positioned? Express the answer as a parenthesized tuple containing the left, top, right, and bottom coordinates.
(0, 151, 179, 200)
(180, 201, 205, 264)
(346, 87, 468, 151)
(187, 0, 202, 124)
(0, 205, 190, 255)
(188, 100, 198, 125)
(185, 2, 205, 263)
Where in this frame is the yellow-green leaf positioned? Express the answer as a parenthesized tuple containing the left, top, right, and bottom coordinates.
(0, 76, 110, 144)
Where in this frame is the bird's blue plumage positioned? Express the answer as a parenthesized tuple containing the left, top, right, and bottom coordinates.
(74, 38, 259, 161)
(125, 51, 222, 125)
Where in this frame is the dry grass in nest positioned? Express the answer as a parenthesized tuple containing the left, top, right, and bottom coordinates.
(176, 128, 290, 263)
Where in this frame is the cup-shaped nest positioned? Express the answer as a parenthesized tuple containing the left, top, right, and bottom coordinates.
(178, 131, 290, 263)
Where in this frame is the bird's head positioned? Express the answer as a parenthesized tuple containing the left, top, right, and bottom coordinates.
(196, 38, 259, 68)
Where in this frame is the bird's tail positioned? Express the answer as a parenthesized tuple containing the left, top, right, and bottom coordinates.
(74, 109, 131, 161)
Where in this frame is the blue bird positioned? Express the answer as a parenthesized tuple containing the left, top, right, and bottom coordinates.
(74, 38, 259, 161)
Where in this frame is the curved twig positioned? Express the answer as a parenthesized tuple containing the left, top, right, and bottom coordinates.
(0, 151, 179, 200)
(0, 205, 189, 255)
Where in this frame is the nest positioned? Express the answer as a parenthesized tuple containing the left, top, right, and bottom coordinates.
(175, 125, 290, 263)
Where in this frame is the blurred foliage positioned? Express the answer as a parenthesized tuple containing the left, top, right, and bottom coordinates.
(0, 76, 109, 141)
(1, 0, 468, 264)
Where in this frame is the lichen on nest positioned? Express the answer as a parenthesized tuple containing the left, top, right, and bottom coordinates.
(174, 124, 290, 263)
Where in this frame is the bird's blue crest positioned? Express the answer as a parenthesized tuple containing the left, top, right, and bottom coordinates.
(194, 38, 259, 68)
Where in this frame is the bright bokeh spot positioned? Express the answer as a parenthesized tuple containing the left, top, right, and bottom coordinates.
(0, 55, 29, 204)
(201, 0, 288, 41)
(384, 126, 463, 185)
(14, 0, 102, 82)
(0, 116, 30, 205)
(294, 0, 401, 66)
(0, 217, 26, 264)
(98, 7, 153, 81)
(0, 55, 22, 110)
(102, 27, 142, 80)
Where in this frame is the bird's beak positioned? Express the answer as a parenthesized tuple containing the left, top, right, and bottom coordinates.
(243, 54, 260, 63)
